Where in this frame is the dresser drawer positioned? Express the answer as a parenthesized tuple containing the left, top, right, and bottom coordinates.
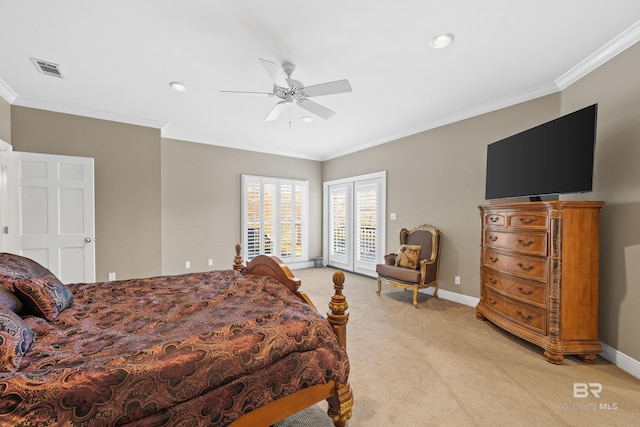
(482, 288, 546, 334)
(507, 212, 548, 229)
(482, 268, 546, 306)
(483, 249, 547, 282)
(484, 229, 547, 256)
(484, 212, 506, 227)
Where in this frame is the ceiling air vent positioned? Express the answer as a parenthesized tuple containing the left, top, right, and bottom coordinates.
(30, 57, 64, 79)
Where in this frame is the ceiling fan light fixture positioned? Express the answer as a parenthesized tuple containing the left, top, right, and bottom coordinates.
(429, 33, 455, 49)
(284, 93, 295, 105)
(169, 81, 187, 91)
(301, 116, 313, 123)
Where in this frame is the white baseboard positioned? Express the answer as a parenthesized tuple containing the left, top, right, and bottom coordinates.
(430, 288, 480, 307)
(599, 342, 640, 379)
(289, 261, 315, 270)
(430, 288, 640, 380)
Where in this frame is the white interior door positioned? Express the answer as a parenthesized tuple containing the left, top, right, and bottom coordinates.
(5, 152, 95, 283)
(324, 172, 386, 277)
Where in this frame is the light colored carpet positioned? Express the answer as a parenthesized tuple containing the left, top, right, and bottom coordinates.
(275, 267, 640, 426)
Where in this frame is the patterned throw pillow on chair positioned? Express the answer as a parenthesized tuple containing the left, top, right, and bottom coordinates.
(395, 244, 422, 269)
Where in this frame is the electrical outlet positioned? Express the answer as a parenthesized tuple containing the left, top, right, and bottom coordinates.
(455, 275, 461, 285)
(185, 261, 191, 269)
(108, 272, 116, 281)
(208, 259, 214, 267)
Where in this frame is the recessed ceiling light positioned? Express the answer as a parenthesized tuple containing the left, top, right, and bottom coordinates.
(169, 81, 187, 91)
(301, 116, 313, 123)
(429, 33, 455, 49)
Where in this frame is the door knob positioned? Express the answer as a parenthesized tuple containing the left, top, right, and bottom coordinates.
(85, 237, 92, 243)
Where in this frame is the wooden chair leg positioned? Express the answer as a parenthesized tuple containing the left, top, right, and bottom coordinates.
(376, 276, 382, 295)
(413, 287, 419, 307)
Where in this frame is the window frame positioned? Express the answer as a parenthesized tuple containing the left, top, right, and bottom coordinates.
(241, 174, 309, 264)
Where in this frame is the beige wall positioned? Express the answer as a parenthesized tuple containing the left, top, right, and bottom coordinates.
(322, 94, 561, 298)
(160, 137, 323, 276)
(11, 106, 162, 281)
(8, 108, 323, 281)
(561, 42, 640, 359)
(0, 96, 10, 143)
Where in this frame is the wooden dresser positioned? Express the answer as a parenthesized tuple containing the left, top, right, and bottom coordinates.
(476, 201, 604, 364)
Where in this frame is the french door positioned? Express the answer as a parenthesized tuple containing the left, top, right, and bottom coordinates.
(324, 172, 385, 277)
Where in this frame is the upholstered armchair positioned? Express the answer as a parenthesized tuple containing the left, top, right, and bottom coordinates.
(376, 224, 441, 307)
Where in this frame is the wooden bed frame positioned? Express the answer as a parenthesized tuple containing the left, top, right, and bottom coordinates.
(229, 244, 354, 427)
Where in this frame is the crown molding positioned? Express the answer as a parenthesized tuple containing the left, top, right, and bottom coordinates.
(0, 77, 17, 104)
(556, 19, 640, 90)
(11, 96, 166, 129)
(323, 81, 560, 161)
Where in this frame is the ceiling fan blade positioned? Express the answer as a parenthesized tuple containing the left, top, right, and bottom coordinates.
(265, 101, 287, 122)
(297, 98, 336, 120)
(259, 58, 288, 88)
(286, 78, 303, 89)
(302, 79, 352, 97)
(220, 90, 273, 96)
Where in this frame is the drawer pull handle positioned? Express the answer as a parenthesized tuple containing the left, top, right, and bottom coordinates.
(519, 216, 537, 224)
(517, 239, 535, 247)
(517, 286, 534, 296)
(489, 278, 498, 285)
(517, 262, 534, 271)
(516, 310, 534, 321)
(490, 256, 499, 263)
(489, 235, 498, 242)
(489, 298, 497, 305)
(489, 216, 500, 223)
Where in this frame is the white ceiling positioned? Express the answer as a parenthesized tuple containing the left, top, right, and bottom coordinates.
(1, 1, 640, 161)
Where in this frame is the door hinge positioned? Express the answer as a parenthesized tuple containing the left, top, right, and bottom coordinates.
(2, 226, 7, 234)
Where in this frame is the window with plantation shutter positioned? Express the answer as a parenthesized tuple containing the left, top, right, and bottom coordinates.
(356, 183, 378, 263)
(330, 187, 348, 258)
(242, 175, 308, 263)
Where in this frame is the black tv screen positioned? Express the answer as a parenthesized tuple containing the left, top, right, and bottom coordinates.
(485, 104, 597, 201)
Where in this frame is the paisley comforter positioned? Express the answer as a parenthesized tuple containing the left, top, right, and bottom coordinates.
(0, 270, 349, 426)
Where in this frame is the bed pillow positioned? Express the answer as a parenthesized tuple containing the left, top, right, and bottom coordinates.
(0, 287, 24, 314)
(13, 274, 73, 321)
(0, 304, 34, 373)
(0, 252, 53, 290)
(395, 244, 422, 269)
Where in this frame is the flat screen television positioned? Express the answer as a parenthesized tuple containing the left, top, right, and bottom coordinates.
(485, 103, 597, 201)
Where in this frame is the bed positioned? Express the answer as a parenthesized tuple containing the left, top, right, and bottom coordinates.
(0, 245, 353, 426)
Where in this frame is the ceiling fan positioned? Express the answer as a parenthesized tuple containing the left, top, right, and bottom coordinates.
(221, 58, 352, 122)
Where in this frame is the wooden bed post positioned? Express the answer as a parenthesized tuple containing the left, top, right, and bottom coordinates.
(326, 270, 354, 427)
(327, 270, 349, 349)
(233, 243, 244, 271)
